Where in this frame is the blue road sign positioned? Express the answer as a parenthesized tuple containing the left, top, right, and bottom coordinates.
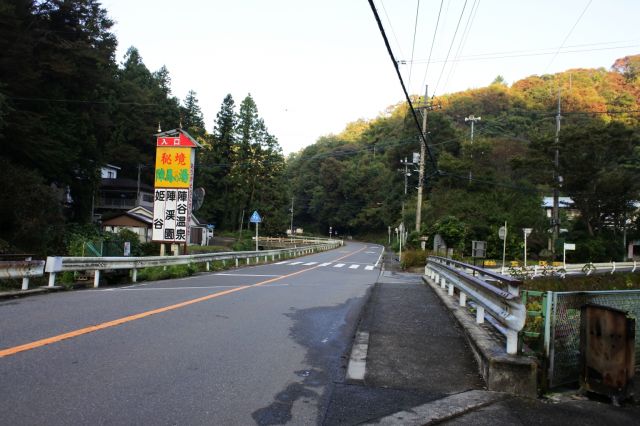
(250, 211, 262, 223)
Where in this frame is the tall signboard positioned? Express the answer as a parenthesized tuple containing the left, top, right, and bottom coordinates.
(152, 130, 200, 245)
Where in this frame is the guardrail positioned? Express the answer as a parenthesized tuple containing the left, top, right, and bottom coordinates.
(0, 259, 46, 290)
(425, 256, 526, 354)
(256, 236, 343, 245)
(506, 260, 639, 278)
(45, 241, 341, 289)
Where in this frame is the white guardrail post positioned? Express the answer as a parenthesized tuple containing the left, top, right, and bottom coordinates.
(425, 256, 525, 355)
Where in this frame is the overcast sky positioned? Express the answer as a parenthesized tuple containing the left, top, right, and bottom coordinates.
(101, 0, 640, 154)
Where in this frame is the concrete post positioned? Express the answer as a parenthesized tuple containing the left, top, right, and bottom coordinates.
(460, 292, 467, 307)
(132, 269, 137, 283)
(93, 270, 100, 288)
(506, 330, 518, 355)
(448, 283, 454, 296)
(22, 277, 29, 290)
(476, 306, 485, 324)
(441, 278, 446, 290)
(48, 273, 56, 287)
(246, 258, 250, 265)
(235, 259, 239, 268)
(206, 262, 210, 271)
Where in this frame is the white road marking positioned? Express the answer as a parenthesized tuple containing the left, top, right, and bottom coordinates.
(289, 261, 303, 265)
(274, 261, 288, 265)
(365, 251, 376, 254)
(319, 262, 332, 267)
(365, 265, 375, 271)
(349, 264, 360, 269)
(99, 285, 245, 291)
(101, 284, 290, 292)
(333, 263, 345, 268)
(303, 262, 317, 266)
(213, 273, 282, 277)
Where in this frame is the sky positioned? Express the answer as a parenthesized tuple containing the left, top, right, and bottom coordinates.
(101, 0, 640, 154)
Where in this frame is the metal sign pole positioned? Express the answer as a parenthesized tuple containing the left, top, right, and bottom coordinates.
(256, 222, 259, 251)
(502, 222, 507, 274)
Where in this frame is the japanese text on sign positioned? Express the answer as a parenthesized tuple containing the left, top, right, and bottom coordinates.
(154, 147, 192, 188)
(152, 188, 190, 242)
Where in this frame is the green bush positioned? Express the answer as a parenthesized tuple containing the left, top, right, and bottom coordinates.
(523, 273, 640, 292)
(401, 249, 431, 269)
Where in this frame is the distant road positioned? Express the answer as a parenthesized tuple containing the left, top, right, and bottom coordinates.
(0, 242, 383, 425)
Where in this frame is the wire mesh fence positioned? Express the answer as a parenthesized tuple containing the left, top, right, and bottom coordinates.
(549, 290, 640, 387)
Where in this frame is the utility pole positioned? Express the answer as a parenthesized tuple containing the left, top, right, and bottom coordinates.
(464, 115, 481, 181)
(552, 88, 561, 256)
(415, 86, 439, 233)
(290, 197, 294, 236)
(399, 157, 411, 239)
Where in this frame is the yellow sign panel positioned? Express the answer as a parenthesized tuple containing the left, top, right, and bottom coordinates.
(154, 147, 192, 188)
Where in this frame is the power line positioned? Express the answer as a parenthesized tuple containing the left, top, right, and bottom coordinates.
(367, 0, 438, 170)
(379, 1, 405, 59)
(433, 0, 468, 97)
(441, 0, 480, 95)
(8, 96, 160, 106)
(420, 0, 444, 91)
(408, 40, 639, 65)
(407, 0, 421, 90)
(543, 0, 593, 73)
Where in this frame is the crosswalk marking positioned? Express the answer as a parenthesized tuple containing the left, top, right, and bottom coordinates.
(258, 260, 374, 271)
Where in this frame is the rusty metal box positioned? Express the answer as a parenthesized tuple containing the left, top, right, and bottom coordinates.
(580, 304, 635, 402)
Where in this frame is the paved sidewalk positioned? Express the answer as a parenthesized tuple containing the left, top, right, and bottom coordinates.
(324, 253, 640, 425)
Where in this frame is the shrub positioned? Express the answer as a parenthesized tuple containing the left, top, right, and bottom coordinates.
(401, 249, 430, 269)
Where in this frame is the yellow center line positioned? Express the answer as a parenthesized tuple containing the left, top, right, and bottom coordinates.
(0, 245, 368, 358)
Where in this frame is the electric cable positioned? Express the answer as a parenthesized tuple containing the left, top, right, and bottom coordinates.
(420, 0, 444, 91)
(432, 0, 468, 97)
(407, 0, 421, 90)
(367, 0, 438, 170)
(543, 0, 593, 73)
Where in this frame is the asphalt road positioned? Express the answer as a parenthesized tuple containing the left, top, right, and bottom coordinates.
(0, 241, 383, 425)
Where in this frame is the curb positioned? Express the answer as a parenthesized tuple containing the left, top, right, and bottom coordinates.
(359, 389, 507, 425)
(0, 286, 64, 300)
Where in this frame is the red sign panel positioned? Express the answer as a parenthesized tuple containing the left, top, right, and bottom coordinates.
(156, 133, 197, 147)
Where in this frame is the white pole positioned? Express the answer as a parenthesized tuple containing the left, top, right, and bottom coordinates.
(524, 232, 528, 268)
(563, 244, 566, 267)
(399, 230, 402, 263)
(501, 221, 507, 274)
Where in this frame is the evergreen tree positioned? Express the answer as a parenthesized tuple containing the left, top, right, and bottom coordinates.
(181, 90, 205, 137)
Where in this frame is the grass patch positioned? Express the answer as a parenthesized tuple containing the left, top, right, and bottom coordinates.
(187, 245, 231, 254)
(136, 263, 199, 282)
